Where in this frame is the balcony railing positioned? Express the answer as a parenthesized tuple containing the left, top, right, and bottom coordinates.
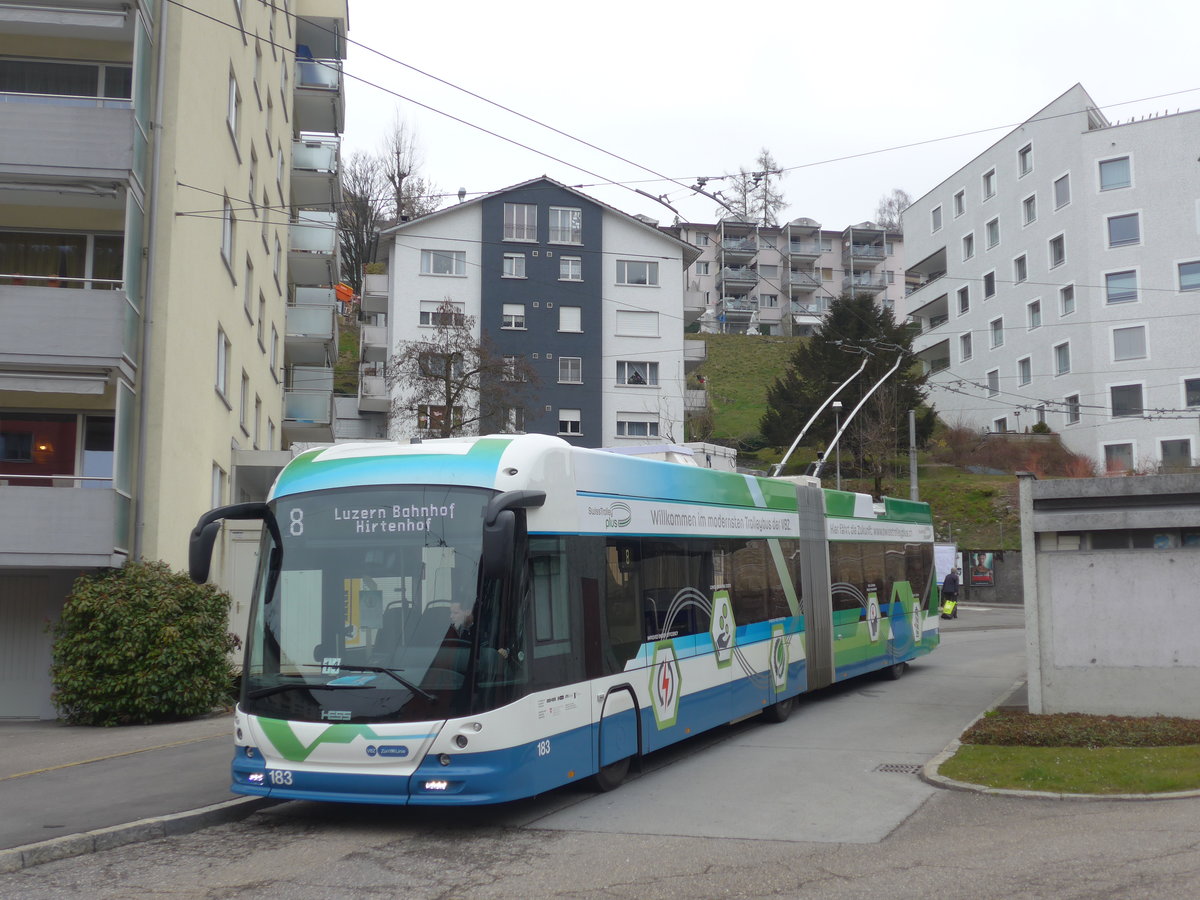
(288, 210, 338, 285)
(717, 266, 757, 285)
(360, 323, 387, 363)
(291, 137, 340, 208)
(787, 241, 823, 257)
(293, 58, 344, 134)
(904, 272, 946, 297)
(842, 274, 889, 293)
(0, 101, 135, 180)
(845, 243, 886, 259)
(720, 238, 757, 253)
(358, 371, 388, 413)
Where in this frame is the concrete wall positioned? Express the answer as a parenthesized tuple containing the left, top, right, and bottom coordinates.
(1019, 472, 1200, 716)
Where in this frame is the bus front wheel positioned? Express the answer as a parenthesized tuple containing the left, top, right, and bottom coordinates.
(592, 755, 631, 792)
(762, 695, 795, 723)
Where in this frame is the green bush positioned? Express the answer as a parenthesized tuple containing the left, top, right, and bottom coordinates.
(50, 561, 239, 726)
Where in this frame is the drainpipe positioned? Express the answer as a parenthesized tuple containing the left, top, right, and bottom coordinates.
(133, 0, 170, 561)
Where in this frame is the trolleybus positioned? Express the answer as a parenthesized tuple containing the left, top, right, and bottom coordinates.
(189, 434, 939, 805)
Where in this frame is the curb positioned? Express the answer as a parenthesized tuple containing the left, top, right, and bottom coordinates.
(919, 679, 1200, 802)
(0, 796, 277, 873)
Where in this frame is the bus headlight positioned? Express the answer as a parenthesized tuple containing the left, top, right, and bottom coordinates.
(454, 735, 468, 749)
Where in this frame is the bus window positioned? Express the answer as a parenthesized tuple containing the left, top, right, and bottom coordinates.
(639, 539, 709, 640)
(604, 540, 642, 666)
(828, 542, 864, 617)
(726, 538, 769, 626)
(774, 539, 804, 620)
(531, 538, 571, 657)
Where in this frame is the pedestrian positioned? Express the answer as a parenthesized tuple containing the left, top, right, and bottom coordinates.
(940, 568, 960, 619)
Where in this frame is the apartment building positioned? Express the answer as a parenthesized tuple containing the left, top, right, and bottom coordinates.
(668, 218, 904, 336)
(381, 177, 703, 447)
(0, 0, 347, 718)
(902, 84, 1200, 472)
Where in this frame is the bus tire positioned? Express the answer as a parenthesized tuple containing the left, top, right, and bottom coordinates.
(762, 695, 795, 723)
(592, 755, 631, 792)
(885, 661, 907, 680)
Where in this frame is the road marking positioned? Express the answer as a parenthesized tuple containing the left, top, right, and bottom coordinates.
(0, 734, 225, 782)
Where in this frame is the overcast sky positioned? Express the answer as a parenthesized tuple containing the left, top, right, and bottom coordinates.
(340, 0, 1199, 229)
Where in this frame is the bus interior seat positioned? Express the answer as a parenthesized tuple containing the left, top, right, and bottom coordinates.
(370, 605, 407, 665)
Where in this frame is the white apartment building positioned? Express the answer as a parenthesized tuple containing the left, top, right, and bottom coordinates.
(0, 0, 347, 718)
(381, 177, 702, 447)
(669, 218, 904, 336)
(902, 84, 1200, 473)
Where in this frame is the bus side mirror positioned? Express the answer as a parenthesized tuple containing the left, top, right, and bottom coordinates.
(482, 509, 516, 579)
(188, 501, 276, 584)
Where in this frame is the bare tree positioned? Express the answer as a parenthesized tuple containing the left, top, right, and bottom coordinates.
(386, 301, 538, 438)
(718, 148, 787, 226)
(337, 151, 389, 295)
(382, 114, 441, 222)
(874, 188, 912, 230)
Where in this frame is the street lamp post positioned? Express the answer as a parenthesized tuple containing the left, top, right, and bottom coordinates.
(832, 400, 843, 490)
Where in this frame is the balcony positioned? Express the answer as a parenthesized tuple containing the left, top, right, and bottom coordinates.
(0, 484, 124, 568)
(683, 339, 706, 372)
(914, 338, 951, 376)
(718, 237, 757, 264)
(843, 242, 886, 264)
(716, 266, 757, 289)
(842, 273, 889, 294)
(786, 240, 822, 261)
(291, 137, 341, 209)
(296, 2, 349, 60)
(289, 210, 338, 285)
(360, 272, 388, 315)
(283, 366, 335, 445)
(0, 282, 131, 381)
(0, 101, 134, 182)
(755, 301, 784, 325)
(787, 269, 820, 294)
(907, 291, 950, 334)
(284, 303, 336, 367)
(684, 389, 707, 412)
(360, 323, 387, 363)
(358, 368, 388, 413)
(683, 289, 706, 327)
(293, 57, 345, 135)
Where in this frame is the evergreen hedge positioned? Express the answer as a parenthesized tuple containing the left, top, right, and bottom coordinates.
(50, 561, 239, 726)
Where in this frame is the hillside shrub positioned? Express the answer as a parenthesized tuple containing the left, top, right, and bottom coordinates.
(50, 561, 239, 726)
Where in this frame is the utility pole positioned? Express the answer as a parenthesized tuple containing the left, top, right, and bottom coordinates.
(909, 408, 918, 501)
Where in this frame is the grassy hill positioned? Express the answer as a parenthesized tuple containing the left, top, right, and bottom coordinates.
(688, 332, 802, 444)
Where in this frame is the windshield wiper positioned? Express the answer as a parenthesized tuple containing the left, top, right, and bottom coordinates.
(246, 680, 373, 700)
(302, 663, 436, 702)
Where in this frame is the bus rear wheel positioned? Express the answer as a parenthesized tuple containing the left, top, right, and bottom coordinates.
(886, 661, 907, 680)
(762, 695, 795, 723)
(592, 755, 632, 792)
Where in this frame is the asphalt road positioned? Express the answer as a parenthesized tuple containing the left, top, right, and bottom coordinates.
(18, 608, 1185, 899)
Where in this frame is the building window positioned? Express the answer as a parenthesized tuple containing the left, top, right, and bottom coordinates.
(1049, 234, 1065, 267)
(560, 256, 582, 281)
(257, 292, 266, 348)
(1013, 255, 1027, 284)
(239, 371, 250, 432)
(1023, 195, 1037, 225)
(1162, 439, 1192, 470)
(548, 207, 582, 244)
(695, 232, 710, 246)
(253, 395, 261, 448)
(982, 168, 996, 199)
(962, 233, 974, 260)
(216, 327, 231, 398)
(221, 197, 235, 267)
(617, 361, 658, 386)
(985, 218, 999, 249)
(616, 417, 659, 438)
(558, 357, 582, 384)
(501, 303, 525, 329)
(1099, 156, 1131, 191)
(1018, 144, 1033, 176)
(1065, 394, 1080, 425)
(502, 355, 527, 382)
(502, 253, 526, 278)
(559, 305, 582, 332)
(270, 325, 279, 379)
(983, 271, 996, 298)
(993, 417, 1008, 434)
(931, 206, 942, 232)
(503, 203, 537, 241)
(1107, 213, 1140, 247)
(558, 408, 581, 435)
(616, 259, 659, 286)
(987, 369, 999, 396)
(990, 317, 1004, 348)
(615, 309, 659, 336)
(1104, 443, 1134, 474)
(212, 464, 226, 508)
(419, 300, 465, 326)
(243, 258, 254, 320)
(1027, 299, 1041, 330)
(417, 405, 464, 433)
(957, 286, 970, 315)
(1105, 270, 1138, 304)
(501, 407, 526, 434)
(1018, 356, 1032, 386)
(960, 332, 973, 361)
(1060, 283, 1075, 316)
(1113, 325, 1147, 361)
(1179, 261, 1200, 292)
(694, 261, 710, 277)
(953, 190, 965, 217)
(227, 71, 241, 145)
(1111, 383, 1143, 417)
(420, 249, 466, 276)
(1185, 378, 1200, 407)
(1054, 342, 1071, 375)
(1054, 173, 1070, 208)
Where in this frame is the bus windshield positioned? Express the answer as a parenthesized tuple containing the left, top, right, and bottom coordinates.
(243, 485, 498, 724)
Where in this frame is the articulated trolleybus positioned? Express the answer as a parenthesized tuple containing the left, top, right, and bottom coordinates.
(190, 434, 938, 805)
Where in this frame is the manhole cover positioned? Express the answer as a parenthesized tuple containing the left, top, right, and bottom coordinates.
(875, 763, 923, 774)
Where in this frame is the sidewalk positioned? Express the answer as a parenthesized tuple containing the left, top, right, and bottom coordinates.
(0, 711, 269, 872)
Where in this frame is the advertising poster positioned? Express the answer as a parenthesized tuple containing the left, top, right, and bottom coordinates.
(969, 551, 995, 586)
